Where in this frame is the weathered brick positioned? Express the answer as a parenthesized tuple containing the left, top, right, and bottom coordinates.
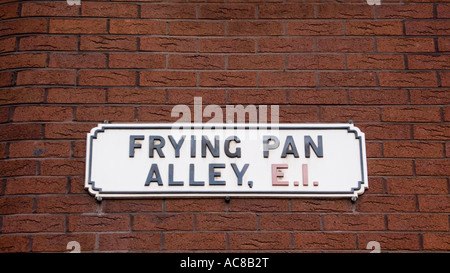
(388, 214, 448, 231)
(196, 213, 257, 231)
(230, 232, 291, 250)
(69, 214, 130, 232)
(133, 214, 194, 231)
(165, 233, 226, 250)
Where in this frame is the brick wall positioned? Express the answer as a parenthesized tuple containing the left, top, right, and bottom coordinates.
(0, 0, 449, 252)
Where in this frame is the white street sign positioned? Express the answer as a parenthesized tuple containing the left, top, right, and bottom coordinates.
(85, 123, 368, 200)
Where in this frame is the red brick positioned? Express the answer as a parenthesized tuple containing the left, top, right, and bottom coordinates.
(346, 21, 403, 36)
(200, 72, 256, 87)
(260, 72, 315, 87)
(387, 177, 447, 194)
(317, 37, 374, 52)
(290, 89, 347, 105)
(169, 54, 225, 70)
(438, 37, 450, 51)
(19, 35, 77, 51)
(415, 159, 450, 176)
(142, 4, 197, 19)
(70, 176, 85, 194)
(228, 89, 286, 104)
(110, 19, 166, 35)
(103, 199, 163, 213)
(228, 54, 283, 70)
(50, 19, 107, 34)
(441, 72, 450, 87)
(259, 4, 314, 19)
(377, 4, 433, 19)
(321, 106, 379, 122)
(384, 142, 444, 158)
(0, 18, 47, 36)
(410, 89, 450, 104)
(72, 141, 85, 158)
(349, 89, 408, 105)
(0, 124, 42, 141)
(418, 195, 450, 212)
(40, 159, 85, 176)
(141, 37, 196, 52)
(406, 21, 450, 35)
(288, 54, 345, 70)
(17, 70, 76, 86)
(200, 4, 256, 19)
(197, 213, 257, 231)
(37, 196, 98, 213)
(49, 53, 107, 69)
(438, 4, 450, 18)
(368, 159, 413, 175)
(133, 214, 194, 231)
(408, 55, 450, 70)
(200, 38, 255, 53)
(138, 106, 177, 122)
(108, 88, 166, 104)
(13, 106, 73, 122)
(287, 20, 343, 35)
(69, 214, 130, 232)
(0, 196, 34, 214)
(0, 235, 30, 252)
(47, 88, 106, 104)
(33, 234, 96, 252)
(0, 3, 18, 19)
(292, 199, 352, 212)
(382, 106, 441, 122)
(0, 53, 47, 70)
(80, 36, 137, 51)
(0, 37, 16, 53)
(260, 214, 321, 231)
(423, 233, 450, 250)
(76, 106, 135, 122)
(347, 54, 404, 70)
(99, 233, 160, 251)
(229, 199, 289, 212)
(170, 21, 225, 36)
(0, 107, 9, 123)
(167, 89, 226, 105)
(228, 21, 283, 36)
(414, 124, 450, 140)
(377, 38, 435, 52)
(140, 71, 197, 87)
(356, 195, 416, 212)
(109, 53, 166, 69)
(45, 123, 95, 140)
(2, 215, 65, 233)
(357, 233, 420, 251)
(165, 199, 226, 212)
(295, 232, 355, 250)
(379, 72, 438, 87)
(279, 106, 319, 123)
(324, 214, 385, 231)
(318, 4, 373, 18)
(388, 214, 448, 231)
(0, 71, 13, 87)
(9, 141, 71, 158)
(5, 177, 67, 195)
(78, 70, 136, 86)
(0, 160, 37, 177)
(21, 2, 79, 17)
(165, 232, 226, 250)
(82, 2, 138, 17)
(229, 232, 291, 250)
(0, 88, 45, 105)
(320, 72, 377, 87)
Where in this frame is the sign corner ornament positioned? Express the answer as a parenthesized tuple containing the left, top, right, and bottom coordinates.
(85, 123, 368, 201)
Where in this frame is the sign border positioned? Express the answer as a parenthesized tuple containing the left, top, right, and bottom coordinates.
(85, 123, 368, 201)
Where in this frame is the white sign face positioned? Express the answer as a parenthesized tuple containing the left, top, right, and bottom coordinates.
(85, 123, 368, 200)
